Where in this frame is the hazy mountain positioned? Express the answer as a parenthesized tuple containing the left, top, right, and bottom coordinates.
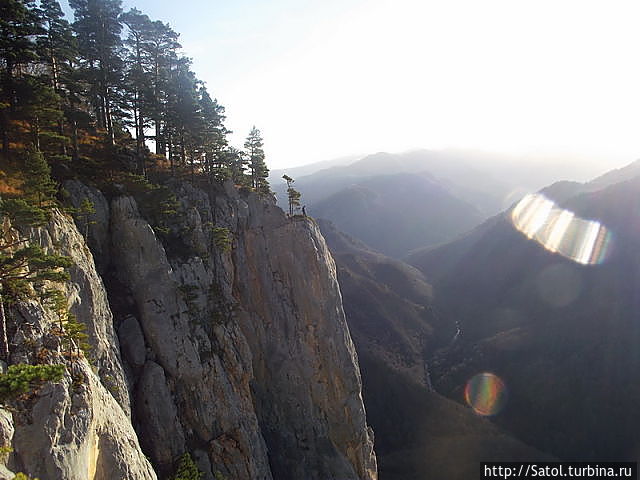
(275, 150, 518, 215)
(269, 154, 361, 182)
(319, 219, 552, 479)
(274, 149, 614, 216)
(407, 164, 640, 462)
(275, 149, 616, 259)
(312, 173, 484, 258)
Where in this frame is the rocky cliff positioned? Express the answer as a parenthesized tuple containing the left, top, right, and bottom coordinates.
(0, 179, 376, 480)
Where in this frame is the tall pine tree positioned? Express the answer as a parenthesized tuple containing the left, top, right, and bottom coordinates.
(244, 126, 270, 194)
(0, 0, 42, 153)
(69, 0, 124, 144)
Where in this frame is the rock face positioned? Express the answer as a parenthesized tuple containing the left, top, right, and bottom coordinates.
(107, 181, 376, 479)
(29, 209, 131, 415)
(0, 178, 376, 480)
(233, 201, 377, 480)
(0, 216, 154, 480)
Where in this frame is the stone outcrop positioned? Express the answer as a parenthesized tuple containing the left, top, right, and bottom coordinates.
(0, 216, 154, 479)
(0, 179, 376, 480)
(107, 181, 376, 479)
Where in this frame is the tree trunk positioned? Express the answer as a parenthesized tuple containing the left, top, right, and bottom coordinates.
(1, 111, 8, 156)
(168, 133, 174, 174)
(1, 62, 14, 155)
(33, 115, 40, 151)
(155, 120, 161, 155)
(105, 92, 114, 145)
(0, 290, 10, 365)
(72, 119, 79, 162)
(180, 131, 186, 166)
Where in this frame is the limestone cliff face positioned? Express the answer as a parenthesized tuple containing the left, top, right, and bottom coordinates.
(0, 179, 376, 479)
(106, 180, 377, 479)
(232, 196, 377, 480)
(0, 214, 154, 480)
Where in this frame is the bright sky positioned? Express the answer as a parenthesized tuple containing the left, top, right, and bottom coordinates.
(62, 0, 640, 170)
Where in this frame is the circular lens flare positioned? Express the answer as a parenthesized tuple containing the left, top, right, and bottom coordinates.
(464, 372, 508, 416)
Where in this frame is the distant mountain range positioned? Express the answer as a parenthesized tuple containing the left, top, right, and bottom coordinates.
(274, 149, 614, 258)
(407, 160, 640, 461)
(312, 173, 484, 257)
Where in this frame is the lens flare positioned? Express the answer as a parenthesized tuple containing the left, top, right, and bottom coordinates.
(536, 263, 582, 308)
(511, 193, 612, 265)
(464, 372, 508, 416)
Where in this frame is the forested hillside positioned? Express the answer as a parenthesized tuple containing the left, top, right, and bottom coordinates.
(1, 0, 270, 194)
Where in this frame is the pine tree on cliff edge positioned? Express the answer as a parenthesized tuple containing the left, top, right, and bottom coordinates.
(282, 174, 301, 216)
(244, 126, 270, 195)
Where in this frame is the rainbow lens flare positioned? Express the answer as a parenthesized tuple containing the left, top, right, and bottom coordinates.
(464, 372, 508, 416)
(511, 193, 612, 265)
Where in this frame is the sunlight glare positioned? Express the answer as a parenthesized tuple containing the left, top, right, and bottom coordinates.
(511, 194, 611, 265)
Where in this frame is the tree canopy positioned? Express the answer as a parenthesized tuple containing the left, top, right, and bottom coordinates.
(0, 0, 273, 194)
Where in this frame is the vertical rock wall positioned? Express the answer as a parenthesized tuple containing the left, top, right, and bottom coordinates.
(0, 179, 376, 480)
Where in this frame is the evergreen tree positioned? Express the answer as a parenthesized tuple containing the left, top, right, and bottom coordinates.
(38, 0, 77, 157)
(69, 0, 124, 144)
(198, 85, 228, 180)
(22, 149, 57, 208)
(244, 126, 270, 194)
(282, 174, 301, 216)
(224, 147, 249, 187)
(15, 76, 64, 153)
(164, 57, 200, 172)
(0, 240, 71, 363)
(0, 363, 65, 402)
(121, 8, 154, 170)
(144, 20, 180, 156)
(171, 453, 203, 480)
(0, 0, 43, 153)
(38, 0, 75, 94)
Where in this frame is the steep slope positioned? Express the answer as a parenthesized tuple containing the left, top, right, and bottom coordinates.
(408, 172, 640, 462)
(312, 173, 484, 258)
(0, 211, 155, 480)
(0, 179, 377, 480)
(98, 180, 376, 480)
(318, 218, 440, 383)
(319, 219, 552, 480)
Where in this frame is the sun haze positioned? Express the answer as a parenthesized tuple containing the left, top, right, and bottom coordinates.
(67, 0, 640, 169)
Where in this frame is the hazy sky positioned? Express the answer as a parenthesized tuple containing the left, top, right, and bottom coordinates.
(62, 0, 640, 169)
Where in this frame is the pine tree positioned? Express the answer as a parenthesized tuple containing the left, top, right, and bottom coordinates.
(171, 453, 203, 480)
(224, 147, 249, 187)
(22, 149, 57, 208)
(163, 57, 200, 172)
(69, 0, 124, 144)
(74, 197, 96, 239)
(0, 240, 71, 363)
(0, 363, 65, 402)
(282, 174, 301, 216)
(38, 0, 77, 158)
(244, 126, 270, 194)
(121, 8, 154, 170)
(144, 20, 180, 157)
(198, 85, 228, 180)
(0, 0, 43, 153)
(15, 76, 64, 153)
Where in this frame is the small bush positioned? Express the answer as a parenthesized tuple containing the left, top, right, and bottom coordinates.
(171, 453, 203, 480)
(212, 227, 232, 252)
(13, 473, 39, 480)
(0, 364, 65, 403)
